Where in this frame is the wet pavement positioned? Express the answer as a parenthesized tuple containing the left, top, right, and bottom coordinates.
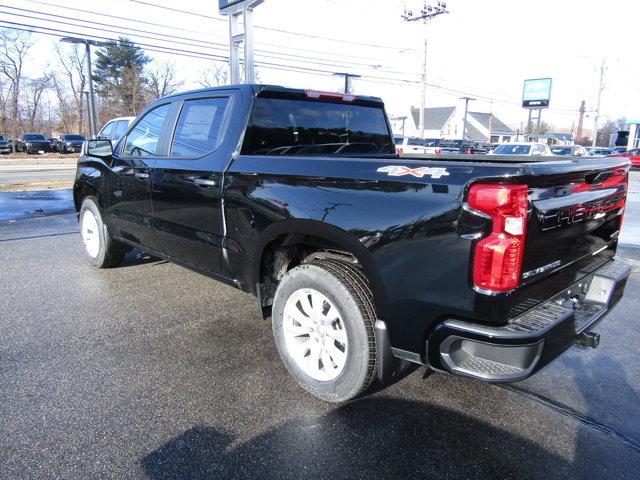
(0, 174, 639, 479)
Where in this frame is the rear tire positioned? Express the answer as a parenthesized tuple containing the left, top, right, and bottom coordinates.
(272, 259, 377, 402)
(79, 196, 126, 268)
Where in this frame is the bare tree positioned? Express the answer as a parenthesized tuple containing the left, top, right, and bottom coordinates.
(147, 61, 183, 100)
(23, 74, 52, 132)
(0, 28, 32, 148)
(198, 64, 229, 88)
(51, 73, 74, 134)
(55, 43, 87, 134)
(0, 76, 9, 133)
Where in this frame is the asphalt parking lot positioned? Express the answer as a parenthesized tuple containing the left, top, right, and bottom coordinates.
(1, 173, 639, 479)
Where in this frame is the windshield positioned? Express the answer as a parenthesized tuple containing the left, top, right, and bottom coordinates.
(23, 134, 47, 141)
(242, 97, 395, 156)
(493, 144, 531, 155)
(551, 147, 572, 155)
(63, 134, 85, 141)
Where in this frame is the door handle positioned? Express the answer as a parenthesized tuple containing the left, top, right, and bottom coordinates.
(194, 178, 217, 187)
(135, 172, 149, 179)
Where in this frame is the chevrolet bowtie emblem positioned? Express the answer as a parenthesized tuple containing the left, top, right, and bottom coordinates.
(376, 165, 450, 179)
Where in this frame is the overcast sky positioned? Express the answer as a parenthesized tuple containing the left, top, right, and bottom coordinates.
(7, 0, 640, 132)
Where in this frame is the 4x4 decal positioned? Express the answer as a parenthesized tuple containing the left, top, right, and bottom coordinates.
(377, 165, 450, 179)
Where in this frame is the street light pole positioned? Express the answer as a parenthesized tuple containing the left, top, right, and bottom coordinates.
(60, 37, 108, 137)
(402, 1, 448, 139)
(84, 41, 97, 137)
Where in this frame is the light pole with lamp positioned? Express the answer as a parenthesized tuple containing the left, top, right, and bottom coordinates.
(60, 37, 109, 137)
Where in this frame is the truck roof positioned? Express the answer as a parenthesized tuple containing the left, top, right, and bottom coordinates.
(161, 84, 385, 106)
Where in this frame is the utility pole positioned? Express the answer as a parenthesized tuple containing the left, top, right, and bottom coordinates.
(402, 1, 448, 139)
(459, 96, 474, 140)
(576, 100, 585, 144)
(592, 58, 606, 147)
(60, 37, 108, 137)
(333, 72, 361, 94)
(487, 100, 493, 142)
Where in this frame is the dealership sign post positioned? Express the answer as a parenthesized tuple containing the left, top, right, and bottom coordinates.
(219, 0, 264, 84)
(522, 78, 552, 141)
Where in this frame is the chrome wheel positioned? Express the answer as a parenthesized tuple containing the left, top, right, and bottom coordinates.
(282, 288, 348, 381)
(81, 209, 100, 258)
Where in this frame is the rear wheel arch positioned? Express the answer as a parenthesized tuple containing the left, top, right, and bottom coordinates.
(254, 220, 389, 320)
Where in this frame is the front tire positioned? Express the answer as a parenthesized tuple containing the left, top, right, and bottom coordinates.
(272, 259, 377, 402)
(79, 196, 125, 268)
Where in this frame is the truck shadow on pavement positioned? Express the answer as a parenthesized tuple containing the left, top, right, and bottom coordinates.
(141, 396, 578, 480)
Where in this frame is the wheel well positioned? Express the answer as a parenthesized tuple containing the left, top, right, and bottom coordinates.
(258, 234, 360, 317)
(73, 182, 98, 212)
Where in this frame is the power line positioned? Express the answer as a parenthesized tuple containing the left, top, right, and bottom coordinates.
(23, 0, 414, 64)
(128, 0, 418, 51)
(0, 5, 423, 77)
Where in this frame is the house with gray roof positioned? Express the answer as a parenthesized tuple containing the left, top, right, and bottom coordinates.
(390, 103, 516, 142)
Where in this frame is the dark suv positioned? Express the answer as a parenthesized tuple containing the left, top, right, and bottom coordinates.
(16, 133, 54, 154)
(0, 133, 12, 154)
(55, 134, 86, 154)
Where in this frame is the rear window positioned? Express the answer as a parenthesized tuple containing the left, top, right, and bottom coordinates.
(551, 147, 572, 155)
(170, 97, 229, 157)
(493, 144, 531, 155)
(23, 134, 46, 141)
(63, 134, 85, 141)
(407, 137, 423, 146)
(241, 97, 395, 156)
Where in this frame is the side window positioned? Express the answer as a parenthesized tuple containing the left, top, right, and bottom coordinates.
(113, 120, 129, 140)
(99, 121, 114, 139)
(123, 104, 172, 157)
(170, 97, 229, 157)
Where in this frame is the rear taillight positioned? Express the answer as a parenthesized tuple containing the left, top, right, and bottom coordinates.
(435, 147, 442, 155)
(468, 184, 529, 292)
(396, 146, 403, 154)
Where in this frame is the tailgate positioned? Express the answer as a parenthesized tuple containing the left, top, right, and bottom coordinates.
(519, 157, 629, 292)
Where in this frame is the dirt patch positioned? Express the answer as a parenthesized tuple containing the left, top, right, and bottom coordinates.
(0, 155, 79, 166)
(0, 180, 74, 192)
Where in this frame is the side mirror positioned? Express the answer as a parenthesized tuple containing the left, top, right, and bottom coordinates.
(86, 139, 113, 158)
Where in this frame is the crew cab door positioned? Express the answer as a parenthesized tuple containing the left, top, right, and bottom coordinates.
(148, 92, 235, 275)
(106, 102, 172, 247)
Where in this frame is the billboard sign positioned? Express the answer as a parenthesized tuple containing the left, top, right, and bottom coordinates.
(219, 0, 262, 13)
(522, 78, 552, 108)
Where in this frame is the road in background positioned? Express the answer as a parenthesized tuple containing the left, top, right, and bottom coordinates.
(0, 172, 638, 479)
(0, 163, 77, 184)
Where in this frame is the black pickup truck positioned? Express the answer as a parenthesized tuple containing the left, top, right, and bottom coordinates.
(74, 85, 631, 402)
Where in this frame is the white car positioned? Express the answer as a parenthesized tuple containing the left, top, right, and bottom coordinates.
(550, 145, 588, 156)
(394, 136, 441, 155)
(489, 142, 553, 157)
(97, 116, 135, 142)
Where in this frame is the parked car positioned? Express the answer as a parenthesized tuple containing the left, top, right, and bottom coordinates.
(74, 84, 631, 403)
(55, 134, 86, 154)
(550, 145, 588, 156)
(611, 146, 627, 155)
(610, 148, 640, 168)
(16, 133, 54, 154)
(459, 141, 488, 155)
(97, 116, 135, 142)
(394, 136, 440, 155)
(489, 142, 553, 156)
(587, 147, 613, 157)
(0, 133, 12, 154)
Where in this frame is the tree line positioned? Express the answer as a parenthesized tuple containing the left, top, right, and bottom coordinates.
(0, 28, 229, 147)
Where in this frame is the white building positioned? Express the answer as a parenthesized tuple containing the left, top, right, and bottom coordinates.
(390, 102, 516, 143)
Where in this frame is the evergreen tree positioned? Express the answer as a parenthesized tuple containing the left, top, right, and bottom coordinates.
(93, 37, 150, 116)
